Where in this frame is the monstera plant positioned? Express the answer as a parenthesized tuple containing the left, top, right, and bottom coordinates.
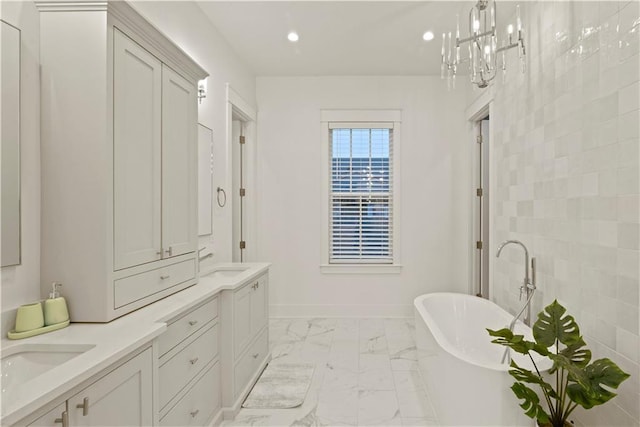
(487, 300, 630, 427)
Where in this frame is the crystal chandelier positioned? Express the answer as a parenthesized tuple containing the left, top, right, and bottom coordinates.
(441, 0, 526, 88)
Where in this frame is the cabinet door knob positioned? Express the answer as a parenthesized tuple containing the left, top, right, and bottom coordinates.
(190, 409, 200, 418)
(188, 320, 198, 326)
(164, 247, 173, 256)
(189, 357, 199, 365)
(77, 397, 89, 416)
(55, 411, 69, 427)
(160, 275, 170, 280)
(252, 353, 259, 359)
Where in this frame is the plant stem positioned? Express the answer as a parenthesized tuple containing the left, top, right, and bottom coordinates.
(527, 351, 556, 420)
(559, 368, 567, 421)
(565, 402, 579, 419)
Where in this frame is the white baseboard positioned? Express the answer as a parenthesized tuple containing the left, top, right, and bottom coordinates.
(269, 304, 413, 318)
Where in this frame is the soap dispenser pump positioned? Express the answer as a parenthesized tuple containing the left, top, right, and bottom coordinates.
(44, 282, 70, 326)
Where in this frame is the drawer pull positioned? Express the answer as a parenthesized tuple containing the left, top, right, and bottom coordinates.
(55, 411, 69, 427)
(76, 397, 89, 416)
(252, 353, 259, 359)
(188, 320, 198, 326)
(190, 409, 200, 418)
(189, 357, 199, 365)
(160, 275, 170, 280)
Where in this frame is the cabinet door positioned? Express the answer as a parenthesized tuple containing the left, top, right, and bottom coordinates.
(68, 348, 153, 427)
(113, 29, 162, 270)
(161, 65, 197, 259)
(233, 283, 252, 357)
(27, 403, 67, 426)
(251, 276, 267, 335)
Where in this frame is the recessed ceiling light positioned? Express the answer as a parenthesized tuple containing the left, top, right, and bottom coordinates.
(287, 32, 299, 42)
(423, 31, 435, 41)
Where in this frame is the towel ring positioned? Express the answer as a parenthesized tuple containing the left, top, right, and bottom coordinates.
(216, 187, 227, 207)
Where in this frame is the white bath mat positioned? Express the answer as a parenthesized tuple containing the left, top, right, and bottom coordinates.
(242, 363, 315, 409)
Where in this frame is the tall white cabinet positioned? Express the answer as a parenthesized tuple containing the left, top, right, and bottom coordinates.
(37, 0, 207, 322)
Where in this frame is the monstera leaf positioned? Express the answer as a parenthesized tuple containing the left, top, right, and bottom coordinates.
(508, 361, 557, 399)
(487, 328, 550, 356)
(567, 358, 631, 409)
(548, 336, 591, 375)
(511, 382, 551, 424)
(533, 300, 581, 347)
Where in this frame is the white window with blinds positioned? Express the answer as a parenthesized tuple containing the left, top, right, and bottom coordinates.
(320, 110, 401, 273)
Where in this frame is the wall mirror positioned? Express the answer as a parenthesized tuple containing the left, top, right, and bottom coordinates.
(1, 20, 21, 267)
(198, 123, 213, 236)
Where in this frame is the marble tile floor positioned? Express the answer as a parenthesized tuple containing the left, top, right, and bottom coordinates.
(222, 318, 440, 427)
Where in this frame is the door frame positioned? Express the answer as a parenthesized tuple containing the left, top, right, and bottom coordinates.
(225, 84, 257, 262)
(465, 89, 495, 298)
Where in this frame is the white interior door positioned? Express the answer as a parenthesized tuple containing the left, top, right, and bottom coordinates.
(113, 29, 162, 270)
(231, 119, 244, 262)
(162, 64, 197, 258)
(474, 118, 490, 298)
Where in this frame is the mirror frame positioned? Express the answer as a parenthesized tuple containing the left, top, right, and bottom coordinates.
(1, 19, 22, 267)
(197, 123, 213, 236)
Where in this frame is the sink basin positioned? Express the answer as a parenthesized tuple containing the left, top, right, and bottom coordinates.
(207, 266, 250, 278)
(1, 343, 94, 395)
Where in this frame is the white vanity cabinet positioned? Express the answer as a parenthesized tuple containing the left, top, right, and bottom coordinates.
(157, 296, 222, 426)
(36, 0, 207, 322)
(220, 273, 270, 413)
(23, 348, 153, 427)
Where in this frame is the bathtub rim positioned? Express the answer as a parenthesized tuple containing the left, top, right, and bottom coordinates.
(414, 292, 551, 372)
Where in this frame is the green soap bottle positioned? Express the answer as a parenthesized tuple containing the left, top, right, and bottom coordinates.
(44, 282, 70, 325)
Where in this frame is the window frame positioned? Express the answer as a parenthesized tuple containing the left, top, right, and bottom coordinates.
(320, 110, 402, 274)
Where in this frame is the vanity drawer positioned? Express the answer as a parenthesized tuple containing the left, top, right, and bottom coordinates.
(158, 296, 218, 357)
(114, 259, 195, 309)
(160, 361, 220, 427)
(233, 327, 268, 398)
(159, 323, 219, 409)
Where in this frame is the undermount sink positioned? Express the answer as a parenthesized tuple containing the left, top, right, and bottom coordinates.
(1, 343, 94, 395)
(207, 266, 250, 278)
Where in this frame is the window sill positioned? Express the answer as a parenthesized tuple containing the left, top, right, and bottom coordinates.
(319, 264, 403, 275)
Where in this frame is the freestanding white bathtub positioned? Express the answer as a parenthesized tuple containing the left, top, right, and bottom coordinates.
(414, 293, 551, 426)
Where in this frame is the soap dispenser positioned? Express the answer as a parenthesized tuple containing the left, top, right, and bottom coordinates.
(44, 282, 70, 326)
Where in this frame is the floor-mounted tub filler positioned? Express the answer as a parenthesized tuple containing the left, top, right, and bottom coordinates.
(414, 293, 551, 426)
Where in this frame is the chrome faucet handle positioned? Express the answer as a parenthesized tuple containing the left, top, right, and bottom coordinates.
(531, 257, 536, 289)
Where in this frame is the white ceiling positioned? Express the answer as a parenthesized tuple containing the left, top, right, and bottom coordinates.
(196, 1, 513, 76)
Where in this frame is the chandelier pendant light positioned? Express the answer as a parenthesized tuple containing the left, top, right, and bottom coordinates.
(441, 0, 525, 88)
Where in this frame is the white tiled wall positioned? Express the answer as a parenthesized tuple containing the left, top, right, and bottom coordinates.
(486, 1, 639, 425)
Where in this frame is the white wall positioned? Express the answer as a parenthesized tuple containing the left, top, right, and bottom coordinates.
(473, 1, 639, 425)
(130, 1, 256, 266)
(256, 76, 471, 317)
(0, 1, 41, 334)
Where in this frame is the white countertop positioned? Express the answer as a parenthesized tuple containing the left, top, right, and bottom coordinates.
(0, 262, 270, 426)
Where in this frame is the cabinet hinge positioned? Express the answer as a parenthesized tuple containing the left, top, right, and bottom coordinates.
(239, 241, 246, 250)
(476, 188, 483, 197)
(239, 188, 246, 197)
(476, 240, 483, 250)
(239, 135, 246, 145)
(476, 134, 483, 144)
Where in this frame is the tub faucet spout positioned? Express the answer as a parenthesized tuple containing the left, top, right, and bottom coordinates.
(496, 240, 536, 326)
